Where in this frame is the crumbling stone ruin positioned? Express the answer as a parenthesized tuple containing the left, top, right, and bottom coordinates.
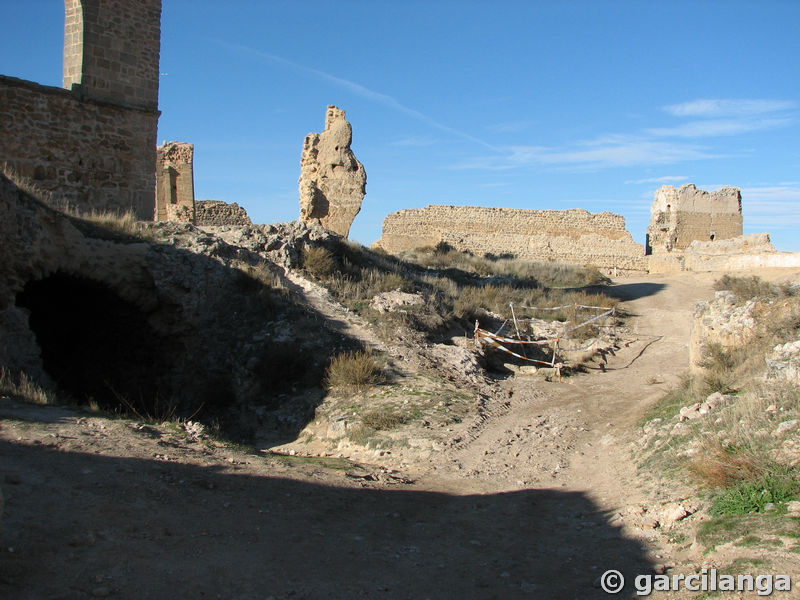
(298, 105, 367, 238)
(646, 184, 743, 256)
(642, 184, 800, 272)
(195, 200, 253, 227)
(155, 142, 195, 223)
(0, 172, 344, 423)
(373, 205, 647, 274)
(0, 0, 162, 220)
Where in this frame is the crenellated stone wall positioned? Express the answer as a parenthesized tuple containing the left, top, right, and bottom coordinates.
(195, 201, 252, 227)
(373, 205, 647, 274)
(646, 184, 742, 256)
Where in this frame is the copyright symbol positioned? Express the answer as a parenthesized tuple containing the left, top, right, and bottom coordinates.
(600, 570, 625, 594)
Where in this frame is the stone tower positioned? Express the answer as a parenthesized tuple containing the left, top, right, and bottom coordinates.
(63, 0, 162, 111)
(155, 142, 195, 223)
(645, 184, 743, 255)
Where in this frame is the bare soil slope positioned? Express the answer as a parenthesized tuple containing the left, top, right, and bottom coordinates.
(2, 271, 793, 599)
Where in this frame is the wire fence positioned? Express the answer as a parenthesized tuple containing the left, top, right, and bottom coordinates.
(473, 302, 617, 370)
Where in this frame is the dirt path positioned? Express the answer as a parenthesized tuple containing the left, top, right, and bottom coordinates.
(0, 272, 731, 599)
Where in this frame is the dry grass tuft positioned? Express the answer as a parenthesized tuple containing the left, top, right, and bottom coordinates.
(687, 438, 763, 489)
(79, 208, 140, 235)
(302, 245, 336, 279)
(0, 367, 55, 405)
(714, 274, 795, 300)
(324, 350, 383, 391)
(361, 407, 408, 430)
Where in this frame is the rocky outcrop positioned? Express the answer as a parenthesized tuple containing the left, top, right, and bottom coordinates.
(646, 184, 742, 256)
(689, 291, 757, 374)
(373, 205, 647, 275)
(0, 173, 345, 426)
(298, 106, 366, 238)
(195, 200, 252, 227)
(766, 339, 800, 386)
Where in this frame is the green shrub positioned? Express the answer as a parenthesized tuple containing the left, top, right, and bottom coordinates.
(710, 468, 799, 515)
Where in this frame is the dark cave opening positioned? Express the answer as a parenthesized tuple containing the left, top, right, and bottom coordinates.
(15, 272, 174, 412)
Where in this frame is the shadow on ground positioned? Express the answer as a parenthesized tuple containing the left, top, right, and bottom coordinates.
(0, 437, 654, 599)
(603, 282, 667, 302)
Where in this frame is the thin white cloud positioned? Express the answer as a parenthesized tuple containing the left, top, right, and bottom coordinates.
(625, 175, 690, 185)
(446, 137, 720, 171)
(485, 120, 533, 134)
(215, 40, 502, 153)
(509, 138, 719, 168)
(647, 117, 792, 138)
(740, 185, 800, 227)
(388, 136, 438, 147)
(664, 99, 797, 117)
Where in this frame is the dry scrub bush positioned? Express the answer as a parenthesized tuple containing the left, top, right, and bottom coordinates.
(80, 208, 139, 234)
(361, 407, 408, 430)
(324, 351, 383, 392)
(401, 246, 607, 288)
(0, 367, 54, 405)
(714, 274, 795, 300)
(302, 245, 336, 279)
(309, 238, 616, 342)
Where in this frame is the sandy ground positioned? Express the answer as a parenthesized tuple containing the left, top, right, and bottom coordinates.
(1, 271, 792, 599)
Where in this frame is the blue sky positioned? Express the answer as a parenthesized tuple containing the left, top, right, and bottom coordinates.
(3, 1, 799, 251)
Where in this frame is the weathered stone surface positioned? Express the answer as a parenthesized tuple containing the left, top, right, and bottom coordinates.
(0, 75, 158, 220)
(2, 1, 161, 220)
(155, 142, 195, 223)
(689, 291, 757, 374)
(298, 106, 366, 237)
(646, 184, 742, 256)
(195, 200, 252, 227)
(765, 339, 800, 386)
(373, 205, 647, 274)
(370, 291, 425, 314)
(683, 233, 800, 271)
(63, 0, 162, 112)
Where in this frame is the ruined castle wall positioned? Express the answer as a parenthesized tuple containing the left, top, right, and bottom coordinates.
(374, 205, 647, 273)
(646, 184, 743, 255)
(155, 142, 195, 223)
(0, 0, 161, 220)
(195, 201, 252, 227)
(0, 75, 158, 220)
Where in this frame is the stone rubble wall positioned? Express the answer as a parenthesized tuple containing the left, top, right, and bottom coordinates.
(647, 184, 743, 255)
(195, 200, 252, 227)
(689, 291, 758, 374)
(374, 205, 647, 274)
(0, 75, 158, 220)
